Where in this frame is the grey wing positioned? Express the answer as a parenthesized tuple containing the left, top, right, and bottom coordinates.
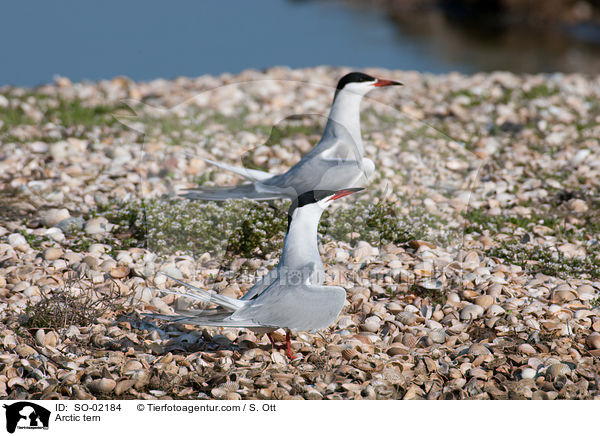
(232, 284, 347, 332)
(262, 157, 368, 196)
(240, 268, 281, 301)
(264, 126, 369, 195)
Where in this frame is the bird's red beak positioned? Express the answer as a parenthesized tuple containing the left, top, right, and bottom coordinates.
(329, 187, 364, 201)
(374, 78, 403, 87)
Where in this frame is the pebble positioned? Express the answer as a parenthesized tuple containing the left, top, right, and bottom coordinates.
(85, 217, 113, 235)
(56, 216, 85, 234)
(43, 247, 63, 261)
(568, 199, 588, 212)
(40, 208, 70, 227)
(521, 368, 537, 379)
(7, 233, 27, 247)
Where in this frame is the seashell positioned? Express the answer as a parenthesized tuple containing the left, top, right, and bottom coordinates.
(432, 309, 444, 322)
(468, 368, 488, 380)
(110, 266, 130, 279)
(447, 292, 461, 304)
(88, 378, 116, 394)
(387, 345, 409, 356)
(226, 392, 242, 400)
(43, 247, 63, 261)
(576, 284, 596, 300)
(408, 240, 436, 250)
(361, 316, 381, 333)
(257, 388, 273, 399)
(211, 387, 228, 399)
(448, 321, 467, 334)
(475, 295, 494, 309)
(574, 309, 595, 319)
(396, 311, 417, 326)
(486, 304, 505, 317)
(545, 363, 570, 379)
(419, 279, 443, 290)
(518, 343, 536, 356)
(461, 290, 479, 299)
(413, 262, 434, 277)
(131, 370, 149, 389)
(8, 377, 27, 389)
(42, 331, 57, 347)
(337, 316, 356, 329)
(115, 379, 135, 396)
(468, 343, 491, 356)
(305, 389, 323, 400)
(15, 344, 37, 358)
(342, 348, 358, 361)
(271, 351, 287, 365)
(520, 368, 537, 380)
(401, 333, 418, 347)
(460, 304, 484, 320)
(219, 381, 239, 392)
(552, 310, 572, 322)
(35, 329, 46, 346)
(429, 329, 447, 344)
(586, 333, 600, 350)
(2, 335, 17, 348)
(485, 316, 500, 328)
(354, 359, 382, 373)
(0, 354, 18, 365)
(552, 288, 576, 303)
(462, 251, 480, 270)
(524, 318, 540, 330)
(531, 390, 549, 400)
(386, 302, 403, 315)
(123, 360, 143, 373)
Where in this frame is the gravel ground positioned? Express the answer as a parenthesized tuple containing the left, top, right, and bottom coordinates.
(1, 67, 599, 400)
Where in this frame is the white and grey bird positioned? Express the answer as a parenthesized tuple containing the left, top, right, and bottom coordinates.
(183, 72, 401, 201)
(147, 187, 363, 359)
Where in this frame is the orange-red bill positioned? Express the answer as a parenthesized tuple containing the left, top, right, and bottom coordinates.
(329, 187, 364, 201)
(374, 78, 403, 87)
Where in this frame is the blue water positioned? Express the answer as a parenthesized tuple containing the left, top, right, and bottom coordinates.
(1, 0, 598, 87)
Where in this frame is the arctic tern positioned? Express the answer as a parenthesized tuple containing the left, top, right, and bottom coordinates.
(148, 187, 363, 359)
(183, 72, 401, 201)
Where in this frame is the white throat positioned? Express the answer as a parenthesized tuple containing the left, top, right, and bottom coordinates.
(325, 89, 365, 155)
(278, 203, 326, 283)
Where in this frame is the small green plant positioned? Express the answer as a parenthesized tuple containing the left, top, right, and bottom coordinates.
(522, 84, 558, 100)
(320, 199, 441, 246)
(92, 197, 444, 259)
(463, 208, 562, 235)
(486, 240, 600, 279)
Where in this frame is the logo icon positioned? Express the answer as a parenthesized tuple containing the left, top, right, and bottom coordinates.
(3, 402, 50, 434)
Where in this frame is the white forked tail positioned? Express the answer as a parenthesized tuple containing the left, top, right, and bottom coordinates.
(158, 273, 244, 311)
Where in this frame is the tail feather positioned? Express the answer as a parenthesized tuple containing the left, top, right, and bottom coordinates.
(159, 273, 244, 311)
(182, 183, 286, 201)
(144, 312, 267, 328)
(197, 156, 274, 182)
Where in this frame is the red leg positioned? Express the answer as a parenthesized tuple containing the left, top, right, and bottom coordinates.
(285, 331, 297, 360)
